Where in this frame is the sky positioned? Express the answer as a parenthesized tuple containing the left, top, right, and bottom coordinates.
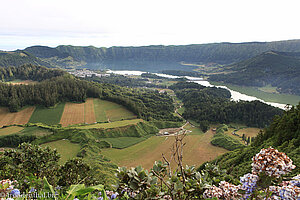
(1, 0, 300, 50)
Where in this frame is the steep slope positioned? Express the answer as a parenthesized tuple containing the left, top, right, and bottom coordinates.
(0, 50, 52, 68)
(25, 46, 70, 59)
(202, 103, 300, 178)
(209, 51, 300, 95)
(21, 39, 300, 71)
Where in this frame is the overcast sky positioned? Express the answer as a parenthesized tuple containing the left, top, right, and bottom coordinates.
(1, 0, 300, 50)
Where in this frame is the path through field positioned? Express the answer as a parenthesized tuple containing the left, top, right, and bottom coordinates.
(102, 129, 228, 169)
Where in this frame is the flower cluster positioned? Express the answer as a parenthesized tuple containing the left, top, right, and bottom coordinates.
(252, 147, 295, 177)
(203, 181, 241, 199)
(269, 185, 300, 200)
(203, 148, 299, 199)
(240, 173, 259, 198)
(0, 179, 17, 199)
(203, 185, 223, 199)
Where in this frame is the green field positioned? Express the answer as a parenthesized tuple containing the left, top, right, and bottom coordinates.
(102, 128, 228, 169)
(41, 140, 81, 164)
(20, 126, 53, 137)
(29, 103, 65, 125)
(177, 107, 185, 115)
(0, 126, 24, 136)
(212, 82, 300, 105)
(93, 99, 136, 122)
(75, 119, 143, 129)
(103, 136, 151, 149)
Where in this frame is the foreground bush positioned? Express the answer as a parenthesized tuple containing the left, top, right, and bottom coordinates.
(0, 141, 299, 199)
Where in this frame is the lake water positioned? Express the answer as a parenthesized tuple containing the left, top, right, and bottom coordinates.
(107, 70, 286, 109)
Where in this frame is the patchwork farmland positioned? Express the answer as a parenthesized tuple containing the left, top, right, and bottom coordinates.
(0, 98, 137, 127)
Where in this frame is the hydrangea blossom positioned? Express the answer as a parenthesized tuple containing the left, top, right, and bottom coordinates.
(203, 185, 223, 199)
(10, 189, 20, 197)
(252, 147, 295, 177)
(203, 181, 241, 199)
(0, 179, 16, 199)
(240, 173, 259, 198)
(269, 185, 300, 200)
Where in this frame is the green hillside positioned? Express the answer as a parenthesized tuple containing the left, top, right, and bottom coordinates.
(0, 50, 52, 68)
(205, 103, 300, 178)
(209, 51, 300, 95)
(21, 39, 300, 71)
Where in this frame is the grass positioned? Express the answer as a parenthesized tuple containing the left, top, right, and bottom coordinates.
(188, 119, 200, 127)
(20, 126, 53, 137)
(29, 103, 65, 125)
(41, 140, 81, 164)
(74, 119, 143, 129)
(211, 82, 300, 105)
(177, 107, 185, 115)
(101, 129, 228, 169)
(184, 123, 203, 135)
(103, 136, 151, 149)
(223, 127, 260, 144)
(93, 99, 136, 122)
(93, 99, 108, 122)
(0, 126, 24, 136)
(236, 128, 261, 138)
(106, 108, 136, 121)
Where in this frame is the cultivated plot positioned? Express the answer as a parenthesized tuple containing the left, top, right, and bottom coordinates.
(60, 102, 85, 127)
(84, 98, 96, 124)
(29, 103, 65, 125)
(0, 126, 24, 136)
(0, 107, 35, 127)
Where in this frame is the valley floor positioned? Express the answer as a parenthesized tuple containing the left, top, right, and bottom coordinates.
(101, 127, 228, 169)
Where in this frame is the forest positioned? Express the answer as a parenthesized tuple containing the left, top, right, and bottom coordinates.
(0, 65, 181, 122)
(85, 74, 164, 88)
(170, 82, 283, 128)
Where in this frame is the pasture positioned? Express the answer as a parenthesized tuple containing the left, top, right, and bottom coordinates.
(29, 103, 65, 125)
(101, 129, 228, 169)
(236, 128, 260, 138)
(0, 126, 24, 136)
(93, 99, 136, 122)
(0, 107, 35, 127)
(41, 139, 81, 164)
(103, 136, 151, 149)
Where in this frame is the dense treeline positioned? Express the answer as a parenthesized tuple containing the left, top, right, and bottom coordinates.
(171, 82, 283, 127)
(209, 103, 300, 178)
(161, 70, 203, 77)
(0, 65, 180, 122)
(85, 74, 165, 88)
(0, 64, 66, 81)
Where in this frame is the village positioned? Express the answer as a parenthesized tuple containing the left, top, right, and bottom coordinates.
(67, 69, 110, 78)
